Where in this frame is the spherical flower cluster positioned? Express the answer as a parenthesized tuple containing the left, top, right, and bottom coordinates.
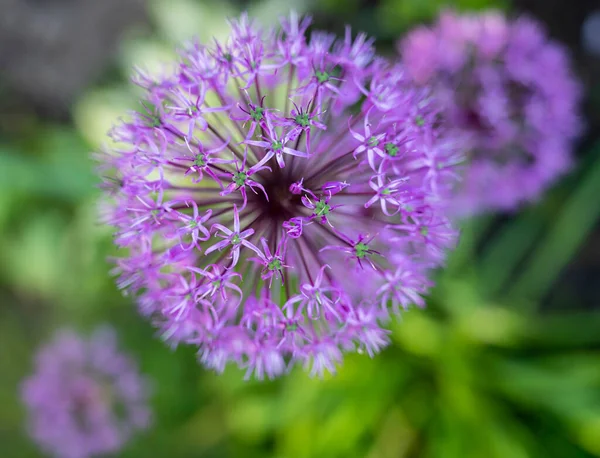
(98, 13, 461, 379)
(400, 10, 582, 215)
(21, 327, 152, 458)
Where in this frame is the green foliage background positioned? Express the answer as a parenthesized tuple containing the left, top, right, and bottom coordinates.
(1, 0, 600, 457)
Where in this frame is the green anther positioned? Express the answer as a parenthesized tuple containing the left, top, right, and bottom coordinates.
(271, 141, 283, 152)
(267, 258, 282, 271)
(382, 188, 391, 195)
(187, 105, 198, 116)
(384, 142, 399, 157)
(194, 154, 207, 167)
(315, 291, 323, 304)
(147, 114, 161, 127)
(231, 234, 241, 245)
(286, 323, 298, 332)
(295, 113, 310, 127)
(315, 71, 330, 83)
(250, 106, 264, 122)
(368, 136, 379, 147)
(223, 53, 233, 62)
(415, 115, 425, 127)
(420, 226, 429, 237)
(315, 199, 331, 217)
(212, 280, 221, 288)
(233, 172, 247, 187)
(141, 102, 161, 127)
(151, 209, 161, 217)
(355, 242, 370, 259)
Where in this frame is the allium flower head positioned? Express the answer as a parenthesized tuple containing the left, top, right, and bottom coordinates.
(21, 327, 152, 458)
(400, 10, 582, 215)
(99, 13, 460, 379)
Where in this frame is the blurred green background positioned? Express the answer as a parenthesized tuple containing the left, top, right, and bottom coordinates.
(1, 0, 600, 457)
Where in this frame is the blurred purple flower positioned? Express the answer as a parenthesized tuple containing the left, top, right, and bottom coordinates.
(400, 10, 583, 215)
(98, 12, 461, 379)
(21, 327, 152, 458)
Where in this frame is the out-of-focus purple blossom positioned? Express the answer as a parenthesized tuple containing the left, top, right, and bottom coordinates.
(21, 327, 152, 458)
(582, 10, 600, 57)
(97, 12, 461, 379)
(400, 10, 583, 215)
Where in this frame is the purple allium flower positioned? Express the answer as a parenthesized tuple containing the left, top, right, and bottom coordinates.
(98, 12, 461, 379)
(400, 10, 582, 215)
(21, 327, 152, 458)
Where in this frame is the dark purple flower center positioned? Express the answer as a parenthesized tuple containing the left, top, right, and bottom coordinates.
(251, 170, 304, 221)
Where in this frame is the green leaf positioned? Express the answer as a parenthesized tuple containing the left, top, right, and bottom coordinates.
(0, 128, 95, 202)
(510, 143, 600, 302)
(477, 210, 545, 297)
